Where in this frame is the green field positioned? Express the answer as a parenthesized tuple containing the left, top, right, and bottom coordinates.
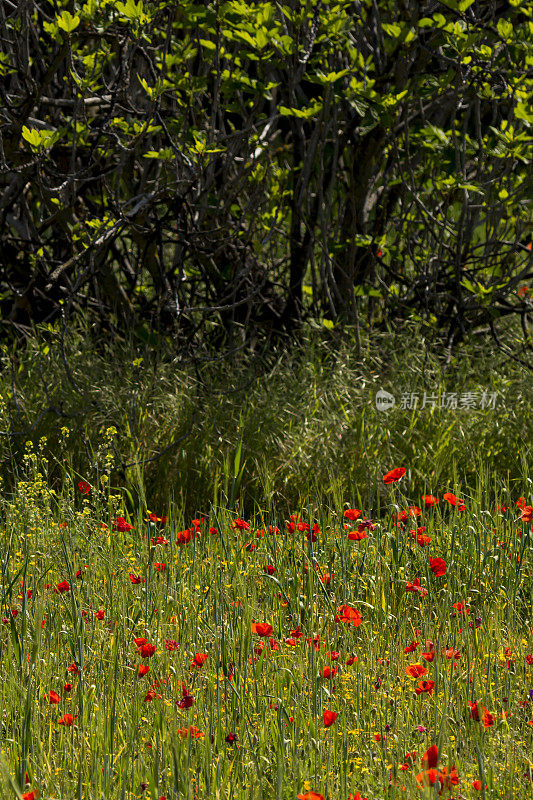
(1, 337, 532, 799)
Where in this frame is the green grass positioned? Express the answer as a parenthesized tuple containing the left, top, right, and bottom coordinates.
(0, 322, 531, 516)
(0, 326, 532, 798)
(0, 441, 532, 799)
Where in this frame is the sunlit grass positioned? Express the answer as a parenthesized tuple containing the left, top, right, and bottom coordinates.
(0, 447, 532, 799)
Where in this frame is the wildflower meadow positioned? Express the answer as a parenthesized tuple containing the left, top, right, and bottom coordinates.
(1, 443, 532, 800)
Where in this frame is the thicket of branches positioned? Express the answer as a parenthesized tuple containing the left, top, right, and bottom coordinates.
(1, 0, 532, 362)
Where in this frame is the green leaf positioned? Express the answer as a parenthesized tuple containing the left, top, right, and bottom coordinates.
(382, 22, 401, 37)
(115, 0, 150, 23)
(256, 29, 269, 50)
(497, 19, 513, 39)
(22, 126, 43, 147)
(56, 10, 80, 33)
(353, 286, 382, 297)
(279, 101, 322, 119)
(514, 103, 533, 123)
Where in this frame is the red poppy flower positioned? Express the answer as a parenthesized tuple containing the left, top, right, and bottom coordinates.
(334, 604, 361, 627)
(151, 536, 169, 545)
(48, 690, 60, 704)
(154, 562, 166, 572)
(67, 662, 81, 674)
(322, 666, 336, 679)
(346, 654, 357, 665)
(422, 495, 439, 506)
(54, 581, 70, 594)
(415, 768, 439, 788)
(178, 726, 203, 738)
(113, 516, 134, 532)
(176, 694, 195, 709)
(482, 707, 495, 728)
(421, 745, 439, 769)
(344, 508, 362, 521)
(176, 528, 196, 545)
(78, 481, 91, 494)
(405, 578, 428, 597)
(430, 557, 447, 577)
(323, 710, 338, 727)
(452, 601, 469, 617)
(232, 518, 250, 531)
(417, 534, 431, 547)
(404, 641, 419, 653)
(191, 652, 208, 667)
(383, 467, 406, 484)
(64, 683, 72, 692)
(445, 648, 461, 663)
(415, 680, 435, 695)
(422, 650, 435, 662)
(94, 609, 105, 620)
(443, 492, 465, 510)
(252, 622, 273, 637)
(297, 792, 325, 800)
(164, 639, 179, 651)
(439, 765, 459, 789)
(137, 643, 156, 658)
(129, 573, 145, 584)
(348, 529, 368, 541)
(406, 664, 427, 678)
(138, 665, 150, 677)
(58, 713, 76, 726)
(144, 689, 160, 702)
(521, 505, 533, 523)
(409, 505, 422, 517)
(263, 565, 275, 575)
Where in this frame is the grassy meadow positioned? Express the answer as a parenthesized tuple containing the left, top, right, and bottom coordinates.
(0, 328, 532, 800)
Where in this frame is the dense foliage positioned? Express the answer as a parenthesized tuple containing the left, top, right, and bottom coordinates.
(1, 0, 532, 359)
